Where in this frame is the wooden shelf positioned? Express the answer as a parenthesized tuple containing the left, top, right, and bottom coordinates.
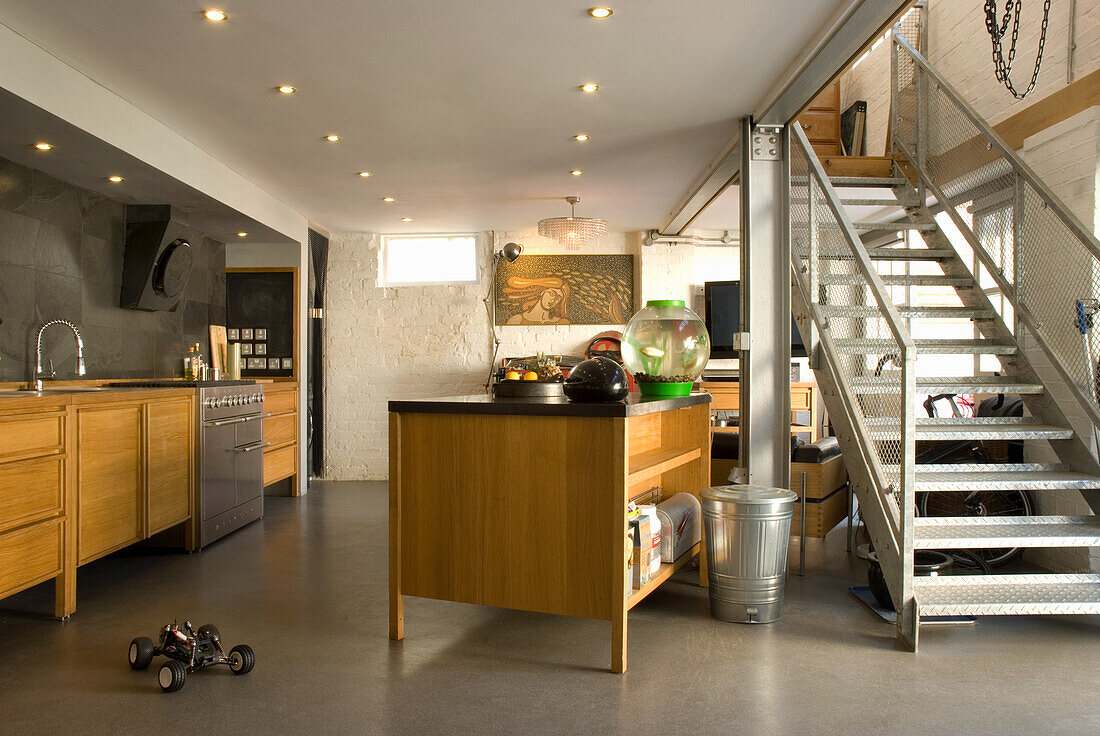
(627, 446, 701, 484)
(626, 542, 701, 611)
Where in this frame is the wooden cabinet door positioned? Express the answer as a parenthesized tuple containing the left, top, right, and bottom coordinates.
(147, 399, 192, 535)
(77, 406, 143, 564)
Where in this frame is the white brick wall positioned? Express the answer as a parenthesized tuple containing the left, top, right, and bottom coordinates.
(323, 229, 735, 480)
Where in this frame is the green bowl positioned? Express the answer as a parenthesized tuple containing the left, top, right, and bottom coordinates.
(637, 381, 693, 397)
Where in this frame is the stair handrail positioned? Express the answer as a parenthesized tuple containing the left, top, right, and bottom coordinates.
(892, 33, 1100, 431)
(790, 122, 916, 596)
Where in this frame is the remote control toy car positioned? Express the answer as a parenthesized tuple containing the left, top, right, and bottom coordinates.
(128, 621, 254, 692)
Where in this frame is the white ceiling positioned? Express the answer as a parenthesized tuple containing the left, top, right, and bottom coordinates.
(0, 0, 847, 234)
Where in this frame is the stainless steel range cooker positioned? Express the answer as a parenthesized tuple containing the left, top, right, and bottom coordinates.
(110, 380, 266, 547)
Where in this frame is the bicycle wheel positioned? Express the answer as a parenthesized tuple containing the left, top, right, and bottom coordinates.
(916, 489, 1033, 568)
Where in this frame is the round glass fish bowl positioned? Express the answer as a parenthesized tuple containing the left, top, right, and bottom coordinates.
(621, 300, 711, 397)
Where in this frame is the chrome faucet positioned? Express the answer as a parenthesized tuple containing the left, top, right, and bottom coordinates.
(33, 320, 86, 391)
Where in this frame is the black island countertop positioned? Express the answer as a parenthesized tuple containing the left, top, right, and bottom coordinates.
(388, 392, 711, 418)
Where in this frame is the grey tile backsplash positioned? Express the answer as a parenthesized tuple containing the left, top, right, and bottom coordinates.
(0, 155, 226, 382)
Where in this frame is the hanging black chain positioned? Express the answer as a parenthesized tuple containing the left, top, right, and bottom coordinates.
(984, 0, 1051, 100)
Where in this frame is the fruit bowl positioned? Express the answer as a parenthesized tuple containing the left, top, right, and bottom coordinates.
(493, 379, 566, 399)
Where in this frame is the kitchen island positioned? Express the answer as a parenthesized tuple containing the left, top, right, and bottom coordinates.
(388, 392, 711, 673)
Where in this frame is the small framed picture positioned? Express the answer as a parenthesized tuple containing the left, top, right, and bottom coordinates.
(255, 329, 267, 340)
(268, 358, 281, 370)
(255, 343, 267, 355)
(248, 358, 266, 369)
(241, 328, 254, 340)
(281, 358, 294, 370)
(227, 328, 239, 340)
(241, 343, 253, 355)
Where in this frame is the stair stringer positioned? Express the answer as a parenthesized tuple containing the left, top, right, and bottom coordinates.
(792, 266, 918, 650)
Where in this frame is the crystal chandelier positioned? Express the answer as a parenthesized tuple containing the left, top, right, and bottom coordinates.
(538, 196, 608, 247)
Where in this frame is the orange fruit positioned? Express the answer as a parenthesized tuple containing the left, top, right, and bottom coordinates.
(523, 371, 539, 381)
(504, 371, 521, 381)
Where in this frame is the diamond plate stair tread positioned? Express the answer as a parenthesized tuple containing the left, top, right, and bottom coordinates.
(913, 470, 1100, 491)
(884, 463, 1065, 475)
(827, 176, 909, 186)
(914, 574, 1100, 616)
(913, 516, 1100, 548)
(862, 419, 1072, 440)
(819, 305, 994, 319)
(817, 248, 956, 260)
(791, 197, 918, 206)
(850, 376, 1044, 394)
(821, 274, 975, 287)
(852, 221, 937, 231)
(833, 338, 1015, 354)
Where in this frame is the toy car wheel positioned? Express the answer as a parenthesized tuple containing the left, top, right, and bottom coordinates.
(229, 645, 255, 675)
(128, 637, 155, 670)
(158, 660, 186, 692)
(197, 623, 220, 642)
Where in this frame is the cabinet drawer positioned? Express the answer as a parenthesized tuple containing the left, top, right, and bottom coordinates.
(264, 390, 297, 415)
(807, 82, 839, 111)
(264, 443, 296, 486)
(0, 413, 64, 460)
(264, 412, 296, 448)
(0, 518, 63, 598)
(0, 455, 64, 532)
(791, 389, 812, 411)
(798, 111, 839, 143)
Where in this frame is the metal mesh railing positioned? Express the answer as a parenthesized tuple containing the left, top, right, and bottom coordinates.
(892, 34, 1100, 429)
(790, 124, 913, 552)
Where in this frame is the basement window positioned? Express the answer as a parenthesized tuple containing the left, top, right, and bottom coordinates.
(381, 234, 479, 286)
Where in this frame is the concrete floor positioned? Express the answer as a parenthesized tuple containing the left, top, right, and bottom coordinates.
(1, 481, 1098, 735)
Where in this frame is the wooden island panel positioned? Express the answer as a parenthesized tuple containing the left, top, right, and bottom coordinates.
(390, 393, 711, 673)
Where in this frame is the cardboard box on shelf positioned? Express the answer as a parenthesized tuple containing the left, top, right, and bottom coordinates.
(637, 505, 662, 576)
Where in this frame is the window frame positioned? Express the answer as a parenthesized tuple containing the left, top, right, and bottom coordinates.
(379, 232, 482, 287)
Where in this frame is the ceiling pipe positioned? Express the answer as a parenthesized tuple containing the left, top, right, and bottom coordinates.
(642, 230, 738, 247)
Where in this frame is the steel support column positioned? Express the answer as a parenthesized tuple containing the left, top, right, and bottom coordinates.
(738, 118, 792, 490)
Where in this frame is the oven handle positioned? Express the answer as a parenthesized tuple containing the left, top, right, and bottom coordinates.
(206, 416, 248, 427)
(235, 441, 272, 454)
(244, 413, 272, 422)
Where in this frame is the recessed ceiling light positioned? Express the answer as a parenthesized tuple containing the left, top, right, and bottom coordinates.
(203, 10, 228, 22)
(107, 176, 124, 183)
(382, 197, 396, 202)
(277, 85, 296, 94)
(573, 134, 590, 142)
(588, 7, 613, 19)
(400, 217, 413, 222)
(325, 134, 340, 142)
(571, 170, 583, 176)
(579, 83, 599, 93)
(34, 142, 52, 150)
(357, 171, 372, 178)
(237, 232, 248, 237)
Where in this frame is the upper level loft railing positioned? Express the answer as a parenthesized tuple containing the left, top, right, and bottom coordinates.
(891, 33, 1100, 431)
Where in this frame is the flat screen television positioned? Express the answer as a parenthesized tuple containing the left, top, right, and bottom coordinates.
(704, 280, 807, 360)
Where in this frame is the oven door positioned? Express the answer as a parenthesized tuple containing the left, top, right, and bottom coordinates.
(202, 418, 243, 520)
(234, 415, 268, 504)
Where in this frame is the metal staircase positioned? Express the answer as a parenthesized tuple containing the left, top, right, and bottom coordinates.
(788, 32, 1100, 649)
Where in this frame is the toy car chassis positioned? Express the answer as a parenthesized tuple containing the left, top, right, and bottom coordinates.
(129, 620, 254, 692)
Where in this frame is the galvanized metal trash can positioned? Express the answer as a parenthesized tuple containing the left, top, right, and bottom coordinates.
(702, 484, 798, 623)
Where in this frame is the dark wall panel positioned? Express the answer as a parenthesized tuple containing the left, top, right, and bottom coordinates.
(0, 155, 225, 382)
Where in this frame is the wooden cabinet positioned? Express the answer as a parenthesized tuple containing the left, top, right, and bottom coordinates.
(389, 396, 711, 673)
(146, 398, 193, 536)
(77, 405, 143, 564)
(76, 395, 195, 565)
(0, 402, 74, 618)
(261, 383, 298, 492)
(797, 81, 843, 157)
(0, 389, 194, 617)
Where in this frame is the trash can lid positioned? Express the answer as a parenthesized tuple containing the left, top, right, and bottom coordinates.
(701, 484, 798, 504)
